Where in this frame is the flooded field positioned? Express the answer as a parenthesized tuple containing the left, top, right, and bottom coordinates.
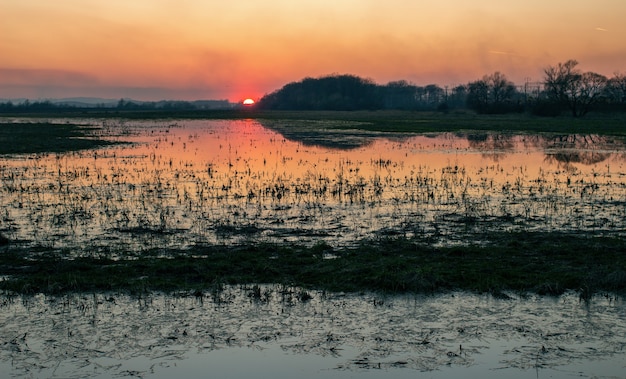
(1, 118, 626, 377)
(1, 118, 625, 253)
(1, 288, 625, 378)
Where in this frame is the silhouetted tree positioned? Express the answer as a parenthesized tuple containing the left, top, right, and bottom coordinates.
(466, 80, 489, 113)
(0, 99, 65, 113)
(257, 74, 383, 110)
(448, 85, 468, 109)
(424, 84, 444, 106)
(382, 80, 419, 109)
(604, 72, 626, 106)
(466, 72, 519, 114)
(543, 60, 607, 117)
(0, 101, 14, 111)
(29, 100, 55, 110)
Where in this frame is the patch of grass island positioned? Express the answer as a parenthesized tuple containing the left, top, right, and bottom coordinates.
(0, 122, 115, 155)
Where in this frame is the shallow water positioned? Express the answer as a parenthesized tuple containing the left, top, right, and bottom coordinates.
(0, 288, 624, 378)
(1, 119, 626, 377)
(1, 119, 625, 253)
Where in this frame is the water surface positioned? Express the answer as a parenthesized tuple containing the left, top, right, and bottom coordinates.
(1, 119, 625, 253)
(1, 119, 626, 377)
(1, 289, 624, 378)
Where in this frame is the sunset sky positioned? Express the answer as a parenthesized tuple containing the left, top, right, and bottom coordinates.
(2, 0, 625, 102)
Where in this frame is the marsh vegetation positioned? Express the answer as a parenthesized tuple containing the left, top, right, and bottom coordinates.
(0, 117, 625, 296)
(1, 115, 626, 377)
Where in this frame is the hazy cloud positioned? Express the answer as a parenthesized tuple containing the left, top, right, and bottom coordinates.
(0, 67, 227, 100)
(0, 68, 99, 86)
(4, 0, 626, 100)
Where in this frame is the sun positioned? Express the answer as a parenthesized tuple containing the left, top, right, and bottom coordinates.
(242, 98, 255, 105)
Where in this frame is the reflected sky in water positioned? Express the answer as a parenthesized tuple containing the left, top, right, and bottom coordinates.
(1, 288, 624, 378)
(1, 119, 625, 253)
(2, 119, 626, 378)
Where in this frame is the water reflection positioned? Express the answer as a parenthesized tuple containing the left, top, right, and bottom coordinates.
(1, 288, 624, 378)
(464, 133, 624, 165)
(259, 119, 381, 150)
(1, 119, 625, 253)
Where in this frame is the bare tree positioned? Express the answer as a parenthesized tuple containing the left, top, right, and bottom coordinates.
(383, 80, 419, 109)
(604, 72, 626, 105)
(424, 84, 444, 105)
(543, 60, 607, 117)
(448, 84, 468, 108)
(488, 72, 517, 104)
(466, 80, 490, 112)
(467, 72, 518, 113)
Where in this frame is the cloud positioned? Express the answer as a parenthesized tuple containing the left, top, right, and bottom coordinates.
(488, 50, 523, 57)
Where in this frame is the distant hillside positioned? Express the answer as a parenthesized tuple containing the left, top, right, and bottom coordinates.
(53, 97, 119, 107)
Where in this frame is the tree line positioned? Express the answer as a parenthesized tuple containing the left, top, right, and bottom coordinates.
(2, 59, 624, 117)
(256, 60, 626, 117)
(0, 99, 232, 113)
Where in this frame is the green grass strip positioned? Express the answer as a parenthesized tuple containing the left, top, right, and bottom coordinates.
(0, 122, 115, 155)
(1, 232, 624, 297)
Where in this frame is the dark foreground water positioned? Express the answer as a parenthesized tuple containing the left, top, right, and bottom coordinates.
(1, 288, 624, 378)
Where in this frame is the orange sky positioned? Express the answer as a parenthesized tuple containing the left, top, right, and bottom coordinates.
(2, 0, 625, 101)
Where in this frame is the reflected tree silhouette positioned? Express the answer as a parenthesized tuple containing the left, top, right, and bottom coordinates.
(465, 133, 622, 165)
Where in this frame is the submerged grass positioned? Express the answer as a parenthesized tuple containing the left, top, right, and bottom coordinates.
(1, 232, 624, 296)
(1, 114, 625, 298)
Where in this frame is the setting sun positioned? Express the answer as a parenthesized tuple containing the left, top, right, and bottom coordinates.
(243, 98, 255, 105)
